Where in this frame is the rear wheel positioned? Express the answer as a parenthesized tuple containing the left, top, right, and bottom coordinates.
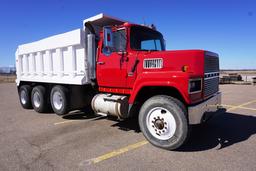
(19, 85, 32, 109)
(50, 85, 69, 115)
(31, 86, 49, 113)
(139, 95, 189, 150)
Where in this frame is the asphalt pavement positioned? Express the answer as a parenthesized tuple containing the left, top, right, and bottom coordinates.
(0, 83, 255, 171)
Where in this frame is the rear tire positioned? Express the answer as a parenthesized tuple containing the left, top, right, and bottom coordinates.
(31, 85, 49, 113)
(50, 85, 69, 115)
(19, 85, 32, 109)
(139, 95, 189, 150)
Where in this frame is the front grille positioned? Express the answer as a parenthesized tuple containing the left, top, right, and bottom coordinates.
(204, 52, 220, 97)
(204, 77, 219, 97)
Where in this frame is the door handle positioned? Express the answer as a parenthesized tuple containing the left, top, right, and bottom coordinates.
(124, 57, 129, 62)
(97, 61, 105, 65)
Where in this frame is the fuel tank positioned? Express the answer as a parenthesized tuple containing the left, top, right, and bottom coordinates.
(91, 94, 129, 119)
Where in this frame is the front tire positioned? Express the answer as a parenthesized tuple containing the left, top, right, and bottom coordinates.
(139, 95, 189, 150)
(50, 85, 69, 115)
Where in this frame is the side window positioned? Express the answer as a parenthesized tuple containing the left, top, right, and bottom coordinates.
(113, 29, 126, 52)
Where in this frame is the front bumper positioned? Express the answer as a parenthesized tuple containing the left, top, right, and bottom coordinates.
(188, 92, 222, 124)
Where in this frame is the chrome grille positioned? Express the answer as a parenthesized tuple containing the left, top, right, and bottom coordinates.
(204, 76, 219, 97)
(143, 58, 163, 69)
(204, 52, 220, 97)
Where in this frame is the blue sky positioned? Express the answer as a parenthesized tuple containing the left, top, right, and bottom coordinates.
(0, 0, 255, 69)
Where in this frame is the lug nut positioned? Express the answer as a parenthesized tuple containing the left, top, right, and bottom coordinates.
(164, 122, 167, 125)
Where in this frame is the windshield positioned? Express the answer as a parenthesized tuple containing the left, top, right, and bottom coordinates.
(130, 26, 165, 51)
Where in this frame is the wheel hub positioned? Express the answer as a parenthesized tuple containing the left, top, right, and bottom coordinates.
(154, 119, 165, 130)
(20, 90, 27, 105)
(146, 107, 177, 140)
(53, 91, 63, 110)
(33, 92, 41, 108)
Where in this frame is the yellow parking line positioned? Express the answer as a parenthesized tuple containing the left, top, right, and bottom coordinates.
(54, 114, 106, 125)
(90, 140, 148, 164)
(54, 120, 77, 125)
(239, 106, 256, 111)
(222, 104, 256, 111)
(225, 100, 256, 112)
(221, 104, 256, 111)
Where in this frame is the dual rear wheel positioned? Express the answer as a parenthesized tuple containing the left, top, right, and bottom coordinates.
(50, 85, 68, 115)
(18, 85, 69, 115)
(31, 85, 48, 113)
(19, 85, 32, 109)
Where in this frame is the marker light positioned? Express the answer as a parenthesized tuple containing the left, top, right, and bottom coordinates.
(182, 65, 189, 72)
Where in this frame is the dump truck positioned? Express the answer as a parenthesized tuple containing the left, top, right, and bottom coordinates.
(16, 14, 221, 150)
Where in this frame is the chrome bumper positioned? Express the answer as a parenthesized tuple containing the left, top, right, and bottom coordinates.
(188, 92, 222, 124)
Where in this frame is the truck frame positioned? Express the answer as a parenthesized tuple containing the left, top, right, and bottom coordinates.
(16, 14, 221, 150)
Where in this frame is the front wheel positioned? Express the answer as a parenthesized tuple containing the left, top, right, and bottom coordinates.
(139, 95, 189, 150)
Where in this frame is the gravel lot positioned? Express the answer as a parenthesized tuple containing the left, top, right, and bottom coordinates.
(0, 83, 255, 171)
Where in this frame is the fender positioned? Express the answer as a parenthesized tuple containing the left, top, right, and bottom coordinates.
(129, 71, 191, 104)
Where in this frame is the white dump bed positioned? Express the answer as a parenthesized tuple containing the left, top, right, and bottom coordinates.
(16, 29, 89, 85)
(16, 13, 126, 86)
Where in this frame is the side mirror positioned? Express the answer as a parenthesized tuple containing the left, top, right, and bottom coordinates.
(103, 26, 113, 48)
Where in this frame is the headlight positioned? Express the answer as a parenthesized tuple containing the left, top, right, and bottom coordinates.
(189, 78, 202, 94)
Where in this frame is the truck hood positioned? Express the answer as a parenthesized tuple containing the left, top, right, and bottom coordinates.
(139, 49, 206, 77)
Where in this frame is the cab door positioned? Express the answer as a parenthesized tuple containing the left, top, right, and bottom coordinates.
(96, 28, 128, 88)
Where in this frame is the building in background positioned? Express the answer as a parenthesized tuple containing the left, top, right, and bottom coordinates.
(220, 70, 256, 84)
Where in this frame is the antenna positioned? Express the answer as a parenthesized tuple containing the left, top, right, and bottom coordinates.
(142, 17, 146, 26)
